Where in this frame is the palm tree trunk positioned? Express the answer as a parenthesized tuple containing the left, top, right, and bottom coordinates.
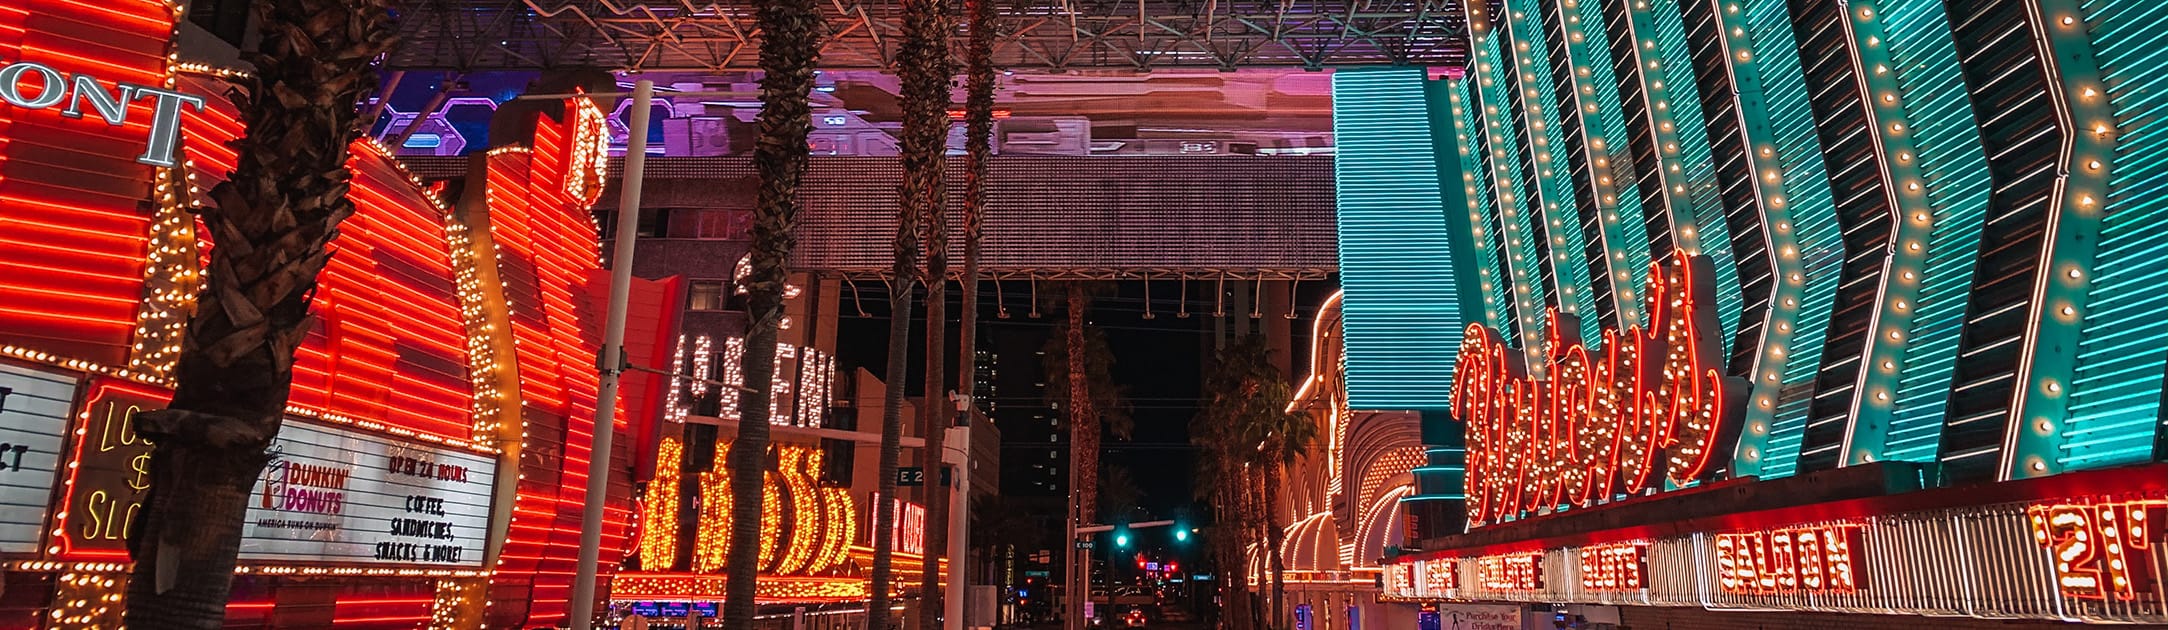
(725, 0, 824, 628)
(951, 1, 995, 625)
(870, 275, 916, 630)
(899, 0, 953, 622)
(1265, 464, 1287, 630)
(123, 2, 393, 628)
(1067, 286, 1098, 524)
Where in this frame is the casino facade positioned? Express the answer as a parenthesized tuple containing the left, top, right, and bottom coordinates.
(1329, 0, 2168, 625)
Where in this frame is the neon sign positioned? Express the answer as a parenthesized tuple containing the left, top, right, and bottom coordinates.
(1715, 525, 1866, 594)
(0, 58, 203, 166)
(2028, 500, 2166, 600)
(1578, 542, 1647, 591)
(1474, 554, 1543, 591)
(1452, 252, 1746, 526)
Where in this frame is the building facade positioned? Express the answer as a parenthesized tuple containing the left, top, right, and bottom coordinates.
(1333, 0, 2168, 624)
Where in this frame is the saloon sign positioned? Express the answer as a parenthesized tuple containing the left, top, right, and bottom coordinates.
(0, 57, 204, 167)
(1452, 252, 1747, 526)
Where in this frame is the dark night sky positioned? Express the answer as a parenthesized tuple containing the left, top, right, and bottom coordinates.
(833, 278, 1333, 525)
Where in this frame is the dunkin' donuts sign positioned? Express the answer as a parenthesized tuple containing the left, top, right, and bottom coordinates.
(1452, 252, 1747, 526)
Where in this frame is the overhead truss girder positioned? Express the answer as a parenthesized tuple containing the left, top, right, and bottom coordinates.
(389, 0, 1470, 72)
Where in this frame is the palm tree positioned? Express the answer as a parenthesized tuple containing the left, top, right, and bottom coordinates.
(722, 0, 825, 627)
(1193, 335, 1308, 630)
(1098, 465, 1143, 523)
(1041, 284, 1128, 626)
(123, 2, 393, 628)
(952, 0, 997, 619)
(898, 0, 955, 624)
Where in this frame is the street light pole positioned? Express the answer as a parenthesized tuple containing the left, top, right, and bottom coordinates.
(570, 78, 655, 630)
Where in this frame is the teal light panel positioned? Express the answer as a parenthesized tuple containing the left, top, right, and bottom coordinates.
(1450, 79, 1521, 331)
(1474, 34, 1556, 345)
(1331, 67, 1467, 411)
(1734, 0, 1846, 479)
(1883, 0, 1994, 464)
(1503, 0, 1602, 343)
(1647, 0, 1743, 349)
(2063, 0, 2168, 470)
(1570, 0, 1654, 306)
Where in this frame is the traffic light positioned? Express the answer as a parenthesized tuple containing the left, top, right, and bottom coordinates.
(1175, 528, 1189, 543)
(1115, 531, 1131, 548)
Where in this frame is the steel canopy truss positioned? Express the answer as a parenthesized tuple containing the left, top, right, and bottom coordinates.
(389, 0, 1470, 72)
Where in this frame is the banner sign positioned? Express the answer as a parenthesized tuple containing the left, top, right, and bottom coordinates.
(1432, 603, 1521, 630)
(0, 362, 77, 554)
(1452, 252, 1748, 527)
(1381, 490, 2168, 624)
(238, 419, 495, 567)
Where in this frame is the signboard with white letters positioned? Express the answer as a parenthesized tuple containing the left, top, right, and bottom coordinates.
(0, 57, 204, 166)
(0, 362, 77, 554)
(238, 419, 496, 567)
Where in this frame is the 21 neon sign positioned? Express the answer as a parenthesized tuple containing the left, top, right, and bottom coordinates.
(1452, 252, 1747, 526)
(2028, 500, 2167, 601)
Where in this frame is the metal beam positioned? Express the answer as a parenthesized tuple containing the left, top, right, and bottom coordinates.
(387, 0, 1470, 72)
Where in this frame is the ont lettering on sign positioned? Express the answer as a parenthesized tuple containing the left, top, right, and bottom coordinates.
(1474, 554, 1544, 591)
(0, 58, 204, 166)
(2028, 500, 2167, 601)
(1716, 525, 1867, 594)
(1578, 542, 1648, 591)
(1452, 252, 1747, 527)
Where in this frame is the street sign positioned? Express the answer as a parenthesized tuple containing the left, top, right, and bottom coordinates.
(1075, 540, 1095, 550)
(898, 467, 925, 487)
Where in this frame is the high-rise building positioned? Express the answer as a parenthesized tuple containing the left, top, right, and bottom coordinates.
(1336, 0, 2168, 624)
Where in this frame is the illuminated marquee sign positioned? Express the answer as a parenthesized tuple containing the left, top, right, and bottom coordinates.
(1452, 252, 1746, 526)
(0, 362, 76, 554)
(2028, 500, 2167, 601)
(1578, 542, 1647, 591)
(1714, 525, 1866, 594)
(238, 419, 496, 567)
(0, 58, 204, 166)
(56, 380, 165, 559)
(1474, 554, 1543, 591)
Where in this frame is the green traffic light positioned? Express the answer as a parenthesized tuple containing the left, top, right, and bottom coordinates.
(1116, 533, 1131, 548)
(1175, 529, 1189, 542)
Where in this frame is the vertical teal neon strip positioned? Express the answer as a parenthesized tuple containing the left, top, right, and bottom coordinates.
(1428, 78, 1501, 333)
(1703, 0, 1825, 480)
(1737, 0, 1843, 478)
(1502, 0, 1603, 343)
(1571, 0, 1654, 321)
(2002, 0, 2113, 480)
(1452, 79, 1520, 331)
(1646, 0, 1742, 345)
(2063, 0, 2168, 470)
(1330, 68, 1467, 411)
(1474, 33, 1555, 353)
(1881, 0, 1993, 464)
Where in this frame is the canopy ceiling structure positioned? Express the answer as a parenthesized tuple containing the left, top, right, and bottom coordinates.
(388, 0, 1471, 72)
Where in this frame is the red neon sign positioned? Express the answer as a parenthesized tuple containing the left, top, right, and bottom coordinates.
(1452, 252, 1745, 526)
(1715, 525, 1866, 594)
(2028, 500, 2167, 601)
(1578, 542, 1647, 591)
(1474, 554, 1543, 591)
(0, 0, 175, 366)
